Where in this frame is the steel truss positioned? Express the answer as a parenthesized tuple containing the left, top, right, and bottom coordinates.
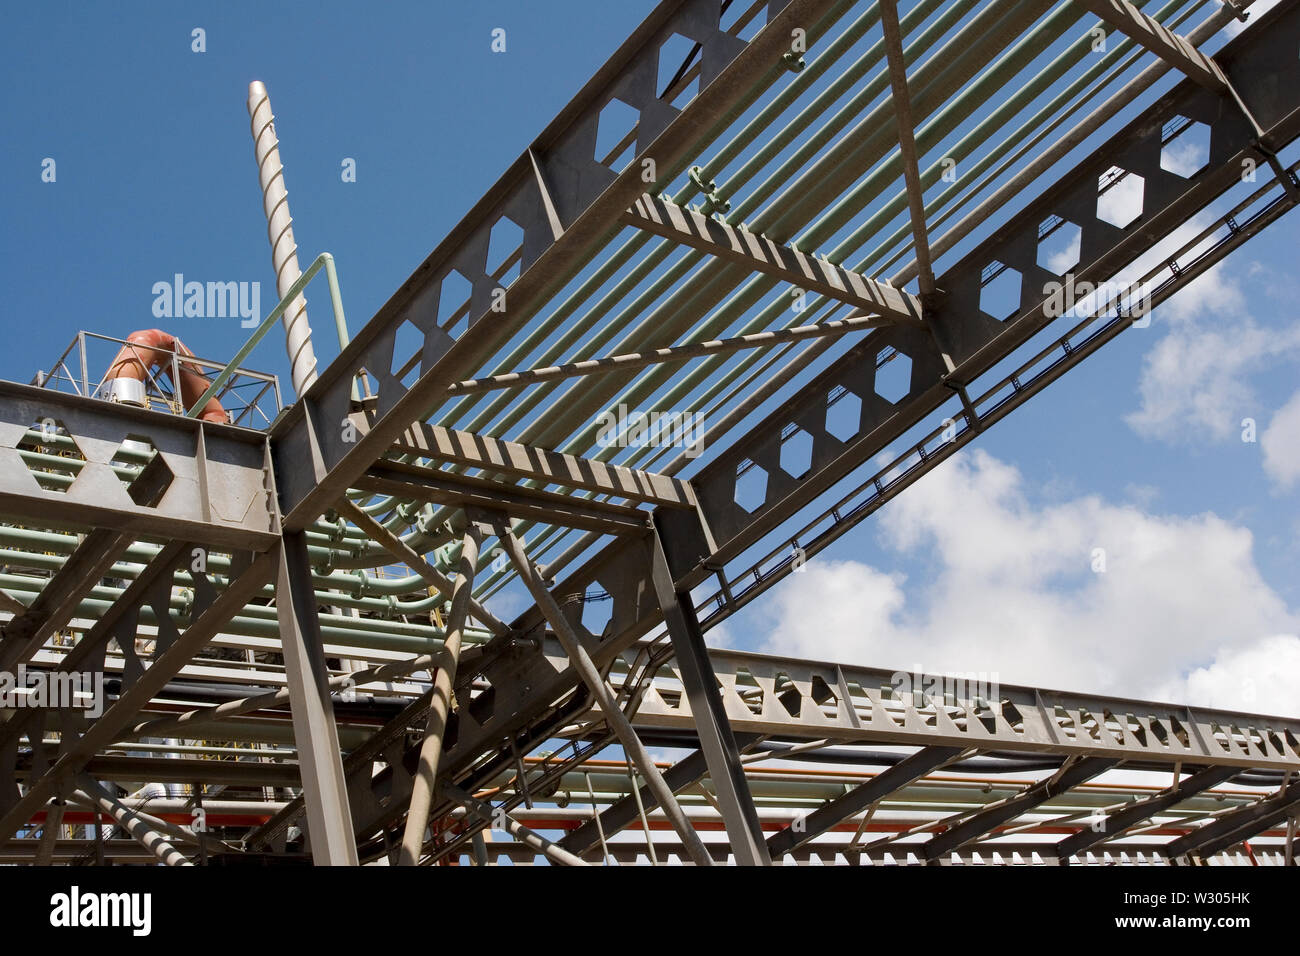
(2, 0, 1299, 866)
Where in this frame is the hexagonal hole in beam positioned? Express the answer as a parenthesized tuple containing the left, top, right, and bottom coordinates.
(486, 216, 524, 287)
(721, 0, 764, 41)
(109, 435, 173, 507)
(437, 270, 474, 338)
(733, 666, 764, 716)
(774, 672, 802, 717)
(391, 319, 425, 388)
(577, 587, 614, 639)
(734, 458, 768, 513)
(1160, 116, 1211, 178)
(595, 97, 639, 171)
(979, 261, 1022, 322)
(825, 386, 862, 442)
(1036, 215, 1082, 275)
(657, 32, 700, 108)
(778, 425, 813, 478)
(874, 348, 912, 404)
(18, 418, 85, 494)
(1096, 166, 1145, 229)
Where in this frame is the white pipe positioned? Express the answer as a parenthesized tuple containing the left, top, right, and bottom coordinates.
(247, 80, 319, 396)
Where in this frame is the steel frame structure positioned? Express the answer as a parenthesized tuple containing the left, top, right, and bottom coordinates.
(2, 0, 1299, 866)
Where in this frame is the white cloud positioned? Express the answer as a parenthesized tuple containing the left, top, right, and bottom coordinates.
(1153, 633, 1300, 716)
(758, 450, 1299, 710)
(1261, 388, 1300, 489)
(1125, 311, 1300, 442)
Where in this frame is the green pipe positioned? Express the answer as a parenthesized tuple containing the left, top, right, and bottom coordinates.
(185, 252, 355, 418)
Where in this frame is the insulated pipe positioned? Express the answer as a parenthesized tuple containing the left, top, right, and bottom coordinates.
(397, 525, 481, 865)
(102, 329, 229, 423)
(247, 80, 318, 396)
(76, 775, 193, 867)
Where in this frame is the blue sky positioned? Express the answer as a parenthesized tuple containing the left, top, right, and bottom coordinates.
(2, 1, 1297, 714)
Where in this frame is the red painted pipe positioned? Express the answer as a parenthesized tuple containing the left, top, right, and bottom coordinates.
(103, 329, 230, 424)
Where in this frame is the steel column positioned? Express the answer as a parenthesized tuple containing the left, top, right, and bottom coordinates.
(492, 515, 713, 866)
(649, 524, 770, 865)
(276, 531, 358, 865)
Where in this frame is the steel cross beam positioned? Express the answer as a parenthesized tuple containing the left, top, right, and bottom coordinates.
(440, 315, 895, 397)
(356, 461, 652, 535)
(0, 381, 279, 550)
(921, 756, 1119, 862)
(490, 511, 714, 866)
(626, 645, 1300, 771)
(878, 0, 938, 299)
(649, 524, 770, 865)
(1077, 0, 1229, 93)
(392, 422, 698, 509)
(767, 746, 964, 858)
(656, 0, 1300, 585)
(0, 548, 275, 845)
(1164, 778, 1300, 861)
(1056, 764, 1239, 860)
(270, 0, 842, 532)
(620, 193, 926, 321)
(0, 530, 134, 672)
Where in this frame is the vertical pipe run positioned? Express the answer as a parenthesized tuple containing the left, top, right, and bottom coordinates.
(247, 80, 319, 397)
(397, 524, 482, 866)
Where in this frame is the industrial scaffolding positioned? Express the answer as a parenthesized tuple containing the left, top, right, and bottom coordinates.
(1, 0, 1299, 866)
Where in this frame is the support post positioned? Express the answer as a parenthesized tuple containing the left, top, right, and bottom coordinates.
(276, 530, 358, 865)
(397, 522, 483, 865)
(489, 513, 714, 866)
(649, 527, 770, 866)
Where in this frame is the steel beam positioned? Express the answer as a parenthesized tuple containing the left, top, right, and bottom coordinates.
(0, 548, 275, 844)
(392, 422, 698, 508)
(491, 512, 713, 866)
(621, 193, 926, 320)
(922, 757, 1118, 862)
(1164, 777, 1300, 860)
(627, 645, 1300, 771)
(270, 0, 842, 531)
(879, 0, 938, 298)
(649, 524, 769, 865)
(1056, 764, 1238, 860)
(441, 315, 893, 397)
(357, 461, 651, 535)
(1077, 0, 1228, 93)
(768, 746, 963, 858)
(0, 381, 278, 549)
(276, 530, 358, 866)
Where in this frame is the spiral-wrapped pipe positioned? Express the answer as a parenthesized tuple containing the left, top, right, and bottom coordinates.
(247, 80, 318, 397)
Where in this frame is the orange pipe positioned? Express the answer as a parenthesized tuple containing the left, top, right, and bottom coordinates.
(103, 329, 230, 424)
